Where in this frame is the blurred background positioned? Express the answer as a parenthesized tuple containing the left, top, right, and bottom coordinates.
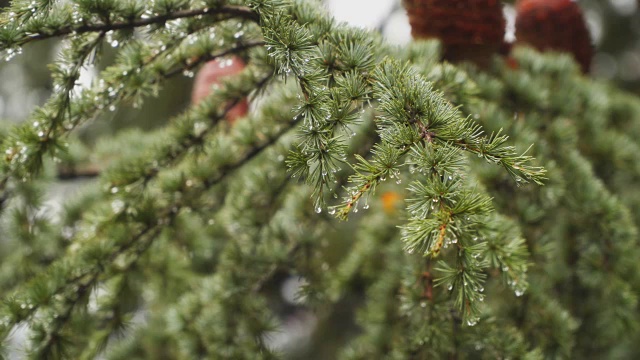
(0, 0, 639, 127)
(0, 0, 639, 357)
(326, 0, 640, 92)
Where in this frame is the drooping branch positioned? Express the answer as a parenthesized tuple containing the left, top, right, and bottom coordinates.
(1, 112, 303, 341)
(0, 34, 264, 212)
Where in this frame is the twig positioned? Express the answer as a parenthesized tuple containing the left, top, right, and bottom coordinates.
(15, 6, 259, 46)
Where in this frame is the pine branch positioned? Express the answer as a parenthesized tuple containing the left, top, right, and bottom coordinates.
(2, 5, 259, 48)
(0, 93, 302, 343)
(0, 34, 264, 211)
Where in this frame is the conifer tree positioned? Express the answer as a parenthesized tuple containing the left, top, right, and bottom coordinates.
(0, 0, 638, 359)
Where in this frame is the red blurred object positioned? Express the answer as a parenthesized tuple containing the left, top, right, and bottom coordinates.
(403, 0, 506, 67)
(191, 57, 249, 123)
(515, 0, 593, 73)
(506, 56, 520, 70)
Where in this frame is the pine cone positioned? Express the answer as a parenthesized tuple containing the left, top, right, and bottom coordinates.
(403, 0, 506, 67)
(515, 0, 593, 73)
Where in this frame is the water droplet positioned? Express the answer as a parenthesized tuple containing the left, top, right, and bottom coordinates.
(315, 206, 322, 214)
(110, 187, 119, 194)
(193, 122, 207, 136)
(466, 317, 479, 326)
(111, 199, 125, 213)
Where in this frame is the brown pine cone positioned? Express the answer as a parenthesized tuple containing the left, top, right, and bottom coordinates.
(403, 0, 506, 67)
(515, 0, 593, 73)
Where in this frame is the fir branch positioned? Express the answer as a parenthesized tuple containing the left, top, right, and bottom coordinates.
(0, 11, 266, 214)
(104, 67, 273, 190)
(334, 58, 545, 221)
(2, 5, 259, 48)
(30, 225, 161, 359)
(142, 153, 310, 359)
(336, 144, 408, 220)
(0, 32, 103, 212)
(0, 97, 302, 343)
(482, 216, 530, 296)
(264, 3, 382, 212)
(164, 40, 265, 78)
(77, 276, 131, 360)
(0, 37, 264, 209)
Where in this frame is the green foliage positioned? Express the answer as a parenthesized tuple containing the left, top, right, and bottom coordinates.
(0, 0, 638, 359)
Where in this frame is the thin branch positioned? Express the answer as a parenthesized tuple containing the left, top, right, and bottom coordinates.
(15, 6, 259, 47)
(3, 112, 302, 336)
(33, 225, 162, 358)
(337, 178, 373, 220)
(115, 69, 273, 189)
(164, 40, 265, 78)
(6, 41, 265, 194)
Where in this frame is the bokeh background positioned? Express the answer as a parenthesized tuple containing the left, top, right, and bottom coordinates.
(326, 0, 640, 91)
